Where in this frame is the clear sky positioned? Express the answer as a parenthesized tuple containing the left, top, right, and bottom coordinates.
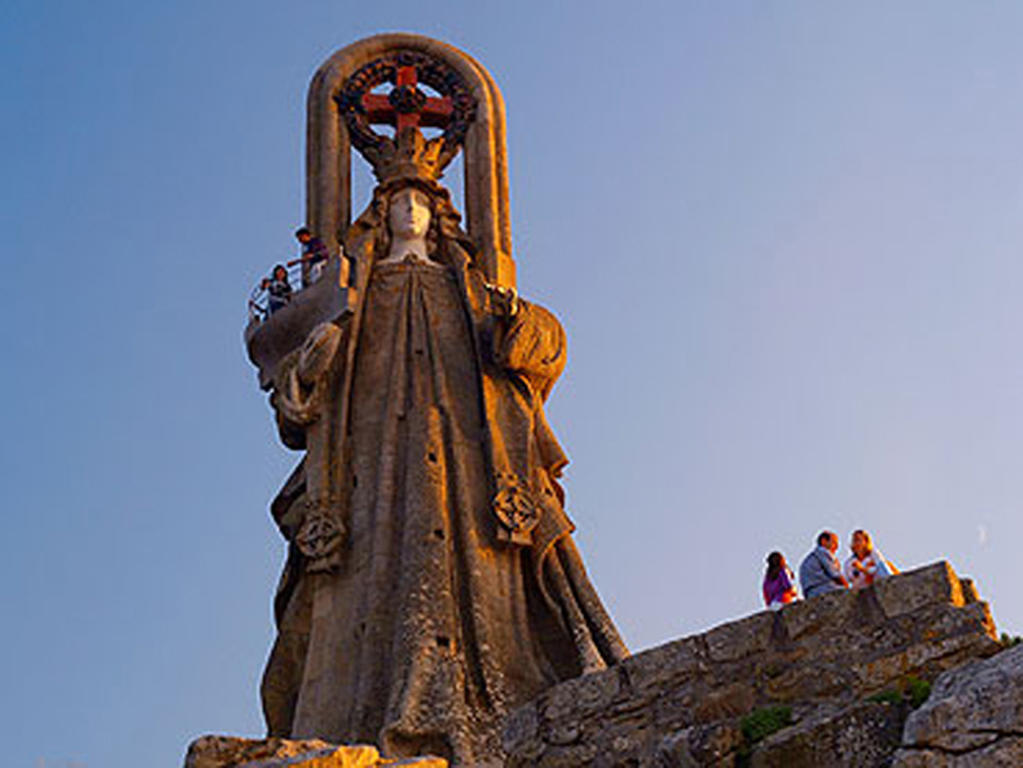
(3, 2, 1022, 766)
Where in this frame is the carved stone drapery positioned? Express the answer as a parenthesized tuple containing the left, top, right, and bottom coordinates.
(271, 322, 345, 572)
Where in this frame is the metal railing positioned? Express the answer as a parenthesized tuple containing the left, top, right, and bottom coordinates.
(247, 256, 331, 323)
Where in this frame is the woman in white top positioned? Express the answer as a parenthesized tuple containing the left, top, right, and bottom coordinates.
(843, 529, 892, 589)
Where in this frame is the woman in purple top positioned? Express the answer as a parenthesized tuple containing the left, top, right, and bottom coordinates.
(763, 551, 799, 609)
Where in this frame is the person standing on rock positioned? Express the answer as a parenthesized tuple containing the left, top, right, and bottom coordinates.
(799, 531, 849, 598)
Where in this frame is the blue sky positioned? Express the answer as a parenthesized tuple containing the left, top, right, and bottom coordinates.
(3, 2, 1022, 766)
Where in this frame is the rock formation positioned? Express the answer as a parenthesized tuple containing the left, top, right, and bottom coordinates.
(892, 642, 1023, 766)
(503, 562, 1001, 766)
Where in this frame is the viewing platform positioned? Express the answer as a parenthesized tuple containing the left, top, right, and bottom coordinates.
(244, 255, 353, 390)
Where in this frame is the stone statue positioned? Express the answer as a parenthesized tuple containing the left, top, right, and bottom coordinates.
(248, 35, 627, 766)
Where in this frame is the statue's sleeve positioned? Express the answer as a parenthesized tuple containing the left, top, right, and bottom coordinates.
(493, 299, 566, 402)
(271, 349, 307, 450)
(269, 320, 347, 450)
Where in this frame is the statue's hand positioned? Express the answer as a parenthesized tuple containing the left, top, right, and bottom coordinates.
(484, 283, 519, 318)
(297, 322, 343, 385)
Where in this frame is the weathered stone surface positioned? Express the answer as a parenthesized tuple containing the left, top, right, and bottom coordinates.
(185, 735, 447, 768)
(892, 643, 1023, 767)
(873, 561, 965, 617)
(750, 700, 907, 767)
(624, 636, 703, 696)
(959, 577, 980, 605)
(505, 562, 1000, 766)
(655, 722, 743, 767)
(704, 612, 775, 662)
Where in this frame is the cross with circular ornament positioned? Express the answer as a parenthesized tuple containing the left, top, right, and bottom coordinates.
(337, 51, 477, 159)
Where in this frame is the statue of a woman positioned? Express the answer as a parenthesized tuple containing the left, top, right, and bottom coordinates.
(260, 116, 626, 764)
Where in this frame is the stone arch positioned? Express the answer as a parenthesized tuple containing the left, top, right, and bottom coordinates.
(307, 33, 516, 287)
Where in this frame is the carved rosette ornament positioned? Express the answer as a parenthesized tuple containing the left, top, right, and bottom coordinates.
(492, 472, 540, 546)
(295, 504, 345, 573)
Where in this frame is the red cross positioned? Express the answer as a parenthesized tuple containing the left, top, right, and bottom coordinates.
(361, 65, 454, 132)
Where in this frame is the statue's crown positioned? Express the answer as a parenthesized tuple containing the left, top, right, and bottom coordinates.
(368, 127, 446, 185)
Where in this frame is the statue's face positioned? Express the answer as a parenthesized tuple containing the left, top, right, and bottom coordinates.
(388, 187, 431, 240)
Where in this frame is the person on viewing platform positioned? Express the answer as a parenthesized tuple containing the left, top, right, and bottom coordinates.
(295, 226, 330, 284)
(762, 551, 799, 609)
(799, 530, 849, 598)
(843, 529, 892, 590)
(249, 277, 272, 319)
(267, 264, 292, 315)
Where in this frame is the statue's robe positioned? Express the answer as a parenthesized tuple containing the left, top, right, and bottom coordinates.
(261, 219, 627, 765)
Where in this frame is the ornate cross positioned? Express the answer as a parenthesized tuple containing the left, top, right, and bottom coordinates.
(361, 65, 454, 132)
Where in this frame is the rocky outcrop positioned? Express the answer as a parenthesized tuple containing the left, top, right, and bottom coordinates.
(746, 698, 908, 767)
(892, 643, 1023, 767)
(504, 561, 1000, 766)
(184, 735, 447, 768)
